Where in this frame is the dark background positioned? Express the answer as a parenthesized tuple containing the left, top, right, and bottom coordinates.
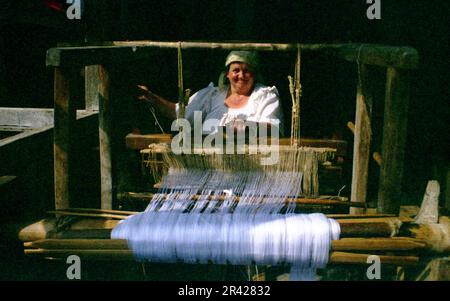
(0, 0, 448, 280)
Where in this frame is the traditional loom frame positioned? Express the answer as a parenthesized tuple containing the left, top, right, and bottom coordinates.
(46, 41, 418, 215)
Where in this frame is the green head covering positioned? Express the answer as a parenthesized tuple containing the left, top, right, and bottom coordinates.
(225, 51, 259, 70)
(218, 51, 263, 91)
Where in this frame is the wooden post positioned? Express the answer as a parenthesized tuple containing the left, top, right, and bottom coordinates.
(378, 67, 410, 214)
(54, 68, 78, 209)
(350, 64, 373, 214)
(98, 65, 113, 210)
(85, 65, 100, 111)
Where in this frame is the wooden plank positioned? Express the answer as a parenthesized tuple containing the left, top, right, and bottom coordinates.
(337, 44, 419, 70)
(350, 64, 373, 214)
(47, 210, 127, 220)
(98, 65, 113, 210)
(56, 207, 138, 216)
(125, 133, 172, 149)
(0, 108, 54, 128)
(25, 237, 426, 252)
(23, 248, 420, 265)
(18, 218, 120, 242)
(117, 192, 367, 208)
(339, 222, 396, 237)
(25, 239, 128, 250)
(53, 68, 78, 210)
(378, 68, 411, 214)
(332, 237, 426, 252)
(329, 252, 419, 266)
(84, 65, 100, 111)
(46, 42, 418, 70)
(24, 248, 134, 260)
(127, 134, 347, 156)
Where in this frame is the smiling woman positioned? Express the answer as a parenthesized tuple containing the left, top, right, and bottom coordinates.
(136, 50, 284, 135)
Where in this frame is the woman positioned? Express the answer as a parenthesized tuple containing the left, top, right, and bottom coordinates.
(138, 51, 283, 134)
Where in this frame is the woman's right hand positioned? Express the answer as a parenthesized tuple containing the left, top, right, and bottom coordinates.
(137, 85, 153, 104)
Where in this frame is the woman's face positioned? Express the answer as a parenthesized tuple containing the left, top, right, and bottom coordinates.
(226, 62, 255, 95)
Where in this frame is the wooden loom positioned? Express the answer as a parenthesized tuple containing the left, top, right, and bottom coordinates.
(20, 41, 450, 280)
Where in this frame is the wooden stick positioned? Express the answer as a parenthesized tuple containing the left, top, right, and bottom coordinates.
(23, 248, 420, 265)
(338, 217, 410, 238)
(24, 248, 133, 260)
(47, 210, 128, 220)
(24, 237, 426, 252)
(331, 237, 426, 252)
(329, 252, 419, 266)
(25, 239, 128, 250)
(59, 208, 138, 215)
(328, 213, 396, 219)
(119, 192, 368, 208)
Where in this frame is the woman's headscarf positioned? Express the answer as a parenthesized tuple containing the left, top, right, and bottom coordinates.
(218, 50, 264, 91)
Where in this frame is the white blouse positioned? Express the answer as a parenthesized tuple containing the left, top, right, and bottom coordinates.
(176, 82, 283, 134)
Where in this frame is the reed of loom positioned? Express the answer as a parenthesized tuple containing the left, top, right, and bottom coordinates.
(140, 143, 335, 198)
(18, 208, 450, 267)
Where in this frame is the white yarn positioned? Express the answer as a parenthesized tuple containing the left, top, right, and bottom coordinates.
(112, 150, 340, 280)
(112, 211, 340, 279)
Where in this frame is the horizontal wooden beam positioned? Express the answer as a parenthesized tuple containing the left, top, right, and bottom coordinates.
(336, 44, 418, 70)
(329, 252, 419, 266)
(23, 247, 420, 266)
(117, 192, 367, 208)
(127, 134, 348, 156)
(332, 237, 426, 252)
(46, 42, 418, 69)
(25, 237, 426, 252)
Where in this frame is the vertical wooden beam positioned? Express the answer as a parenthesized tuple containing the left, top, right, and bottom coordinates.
(85, 65, 100, 111)
(0, 51, 7, 103)
(378, 67, 410, 214)
(351, 64, 373, 214)
(54, 68, 77, 209)
(98, 65, 113, 210)
(445, 169, 450, 213)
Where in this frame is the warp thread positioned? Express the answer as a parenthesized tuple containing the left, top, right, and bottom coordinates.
(114, 146, 340, 280)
